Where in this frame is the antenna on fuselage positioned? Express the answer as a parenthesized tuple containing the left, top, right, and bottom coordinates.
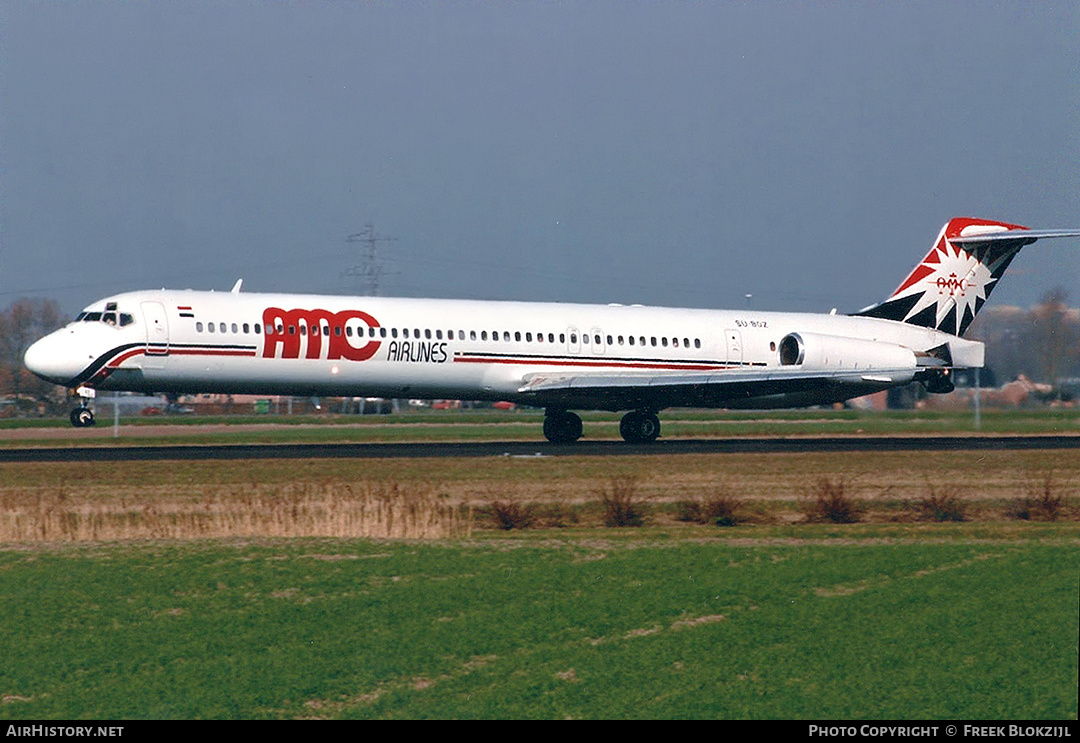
(231, 279, 243, 294)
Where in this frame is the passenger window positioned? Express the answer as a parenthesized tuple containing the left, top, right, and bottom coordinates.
(254, 324, 260, 335)
(232, 323, 239, 333)
(242, 323, 249, 333)
(208, 323, 215, 333)
(219, 323, 226, 334)
(196, 322, 204, 332)
(515, 332, 521, 342)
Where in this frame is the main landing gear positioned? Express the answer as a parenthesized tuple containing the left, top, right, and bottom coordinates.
(543, 409, 583, 444)
(542, 408, 662, 444)
(619, 410, 661, 444)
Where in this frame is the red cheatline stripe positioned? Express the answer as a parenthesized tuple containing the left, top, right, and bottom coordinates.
(105, 347, 257, 368)
(453, 355, 732, 371)
(106, 348, 147, 367)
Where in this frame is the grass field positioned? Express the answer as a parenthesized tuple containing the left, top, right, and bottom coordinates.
(0, 411, 1077, 719)
(0, 528, 1076, 719)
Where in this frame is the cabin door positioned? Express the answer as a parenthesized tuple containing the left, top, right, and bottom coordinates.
(566, 326, 581, 355)
(141, 301, 170, 370)
(724, 329, 743, 365)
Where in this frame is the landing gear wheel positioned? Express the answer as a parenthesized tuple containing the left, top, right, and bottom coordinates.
(70, 407, 96, 428)
(543, 410, 583, 444)
(619, 411, 661, 444)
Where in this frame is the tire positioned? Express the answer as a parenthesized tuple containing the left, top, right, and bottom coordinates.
(70, 408, 95, 428)
(620, 411, 660, 443)
(543, 411, 583, 444)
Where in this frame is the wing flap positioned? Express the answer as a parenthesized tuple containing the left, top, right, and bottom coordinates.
(518, 366, 918, 411)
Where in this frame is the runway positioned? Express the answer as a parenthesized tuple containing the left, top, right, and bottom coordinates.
(3, 435, 1080, 462)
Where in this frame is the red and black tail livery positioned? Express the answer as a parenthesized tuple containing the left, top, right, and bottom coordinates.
(855, 217, 1080, 337)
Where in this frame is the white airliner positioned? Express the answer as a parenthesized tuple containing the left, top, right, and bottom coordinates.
(23, 217, 1080, 443)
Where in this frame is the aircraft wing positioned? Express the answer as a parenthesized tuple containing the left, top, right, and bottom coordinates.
(516, 366, 919, 412)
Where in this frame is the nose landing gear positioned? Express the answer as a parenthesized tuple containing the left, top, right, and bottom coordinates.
(69, 405, 96, 428)
(69, 387, 96, 428)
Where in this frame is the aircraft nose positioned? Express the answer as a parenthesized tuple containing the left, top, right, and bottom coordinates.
(23, 331, 87, 387)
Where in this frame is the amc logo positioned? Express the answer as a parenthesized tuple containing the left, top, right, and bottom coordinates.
(935, 273, 967, 296)
(262, 307, 381, 361)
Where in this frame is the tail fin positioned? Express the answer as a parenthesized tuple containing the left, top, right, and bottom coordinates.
(855, 217, 1079, 337)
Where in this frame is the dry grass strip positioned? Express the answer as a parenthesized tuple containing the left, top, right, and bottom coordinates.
(0, 481, 471, 542)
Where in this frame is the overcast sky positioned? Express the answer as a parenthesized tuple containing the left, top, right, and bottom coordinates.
(2, 1, 1078, 318)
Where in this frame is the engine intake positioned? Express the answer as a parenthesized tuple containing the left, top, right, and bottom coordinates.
(777, 332, 918, 373)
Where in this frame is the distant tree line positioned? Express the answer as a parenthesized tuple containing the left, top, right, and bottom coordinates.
(0, 298, 66, 416)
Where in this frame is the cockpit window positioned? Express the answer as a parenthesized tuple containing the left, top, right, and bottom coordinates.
(78, 308, 135, 327)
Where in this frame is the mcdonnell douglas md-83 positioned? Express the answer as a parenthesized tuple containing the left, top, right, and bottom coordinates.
(23, 217, 1080, 443)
